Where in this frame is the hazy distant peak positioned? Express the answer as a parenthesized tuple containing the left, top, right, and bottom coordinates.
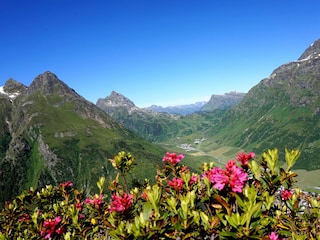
(99, 91, 136, 108)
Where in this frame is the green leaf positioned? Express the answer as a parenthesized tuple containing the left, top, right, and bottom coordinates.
(285, 148, 300, 171)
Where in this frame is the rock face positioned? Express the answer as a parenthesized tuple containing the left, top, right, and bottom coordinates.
(25, 71, 77, 96)
(96, 91, 138, 115)
(0, 72, 164, 204)
(200, 92, 245, 112)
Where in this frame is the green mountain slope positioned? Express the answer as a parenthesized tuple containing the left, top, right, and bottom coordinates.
(211, 39, 320, 170)
(0, 72, 165, 204)
(97, 91, 183, 142)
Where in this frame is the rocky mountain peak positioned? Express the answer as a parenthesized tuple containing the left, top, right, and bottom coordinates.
(96, 91, 137, 110)
(200, 92, 245, 112)
(298, 39, 320, 61)
(26, 71, 76, 96)
(4, 78, 27, 94)
(262, 39, 320, 90)
(0, 78, 26, 99)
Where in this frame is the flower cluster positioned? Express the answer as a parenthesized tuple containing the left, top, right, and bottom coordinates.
(168, 177, 184, 191)
(59, 180, 73, 188)
(85, 194, 104, 208)
(189, 174, 199, 185)
(162, 152, 184, 165)
(280, 189, 293, 200)
(203, 160, 248, 193)
(40, 216, 64, 239)
(236, 151, 255, 166)
(110, 192, 133, 213)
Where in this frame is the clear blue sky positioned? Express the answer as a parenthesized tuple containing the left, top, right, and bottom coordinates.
(1, 1, 320, 107)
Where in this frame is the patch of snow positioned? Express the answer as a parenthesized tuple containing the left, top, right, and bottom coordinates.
(0, 86, 20, 99)
(0, 86, 5, 94)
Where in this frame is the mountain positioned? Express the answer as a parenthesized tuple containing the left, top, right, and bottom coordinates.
(0, 72, 165, 204)
(211, 39, 320, 170)
(200, 92, 246, 112)
(96, 91, 182, 142)
(143, 92, 245, 115)
(97, 39, 320, 173)
(145, 101, 207, 116)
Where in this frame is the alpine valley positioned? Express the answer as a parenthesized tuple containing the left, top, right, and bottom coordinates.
(1, 39, 320, 204)
(97, 39, 320, 191)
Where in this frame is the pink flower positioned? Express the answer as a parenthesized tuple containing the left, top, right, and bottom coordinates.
(236, 152, 255, 166)
(202, 167, 229, 190)
(59, 180, 73, 187)
(85, 194, 104, 208)
(168, 177, 184, 191)
(280, 189, 293, 200)
(202, 160, 247, 193)
(189, 174, 199, 185)
(18, 213, 30, 222)
(228, 166, 248, 193)
(226, 160, 236, 171)
(268, 231, 279, 240)
(75, 202, 83, 211)
(110, 193, 133, 213)
(40, 216, 63, 239)
(141, 191, 148, 200)
(162, 152, 184, 165)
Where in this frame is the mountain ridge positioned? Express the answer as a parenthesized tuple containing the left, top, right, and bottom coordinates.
(0, 72, 165, 204)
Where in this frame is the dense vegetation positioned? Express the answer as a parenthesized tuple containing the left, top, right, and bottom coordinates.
(1, 149, 319, 239)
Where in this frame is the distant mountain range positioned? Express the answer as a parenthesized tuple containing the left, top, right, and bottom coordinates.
(96, 91, 245, 142)
(143, 91, 245, 116)
(2, 38, 320, 203)
(144, 102, 208, 116)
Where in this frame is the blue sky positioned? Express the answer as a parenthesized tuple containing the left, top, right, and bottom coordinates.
(1, 1, 320, 107)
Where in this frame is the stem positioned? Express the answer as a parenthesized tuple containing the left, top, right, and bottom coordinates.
(121, 172, 129, 193)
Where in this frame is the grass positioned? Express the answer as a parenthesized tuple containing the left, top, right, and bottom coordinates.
(25, 141, 45, 189)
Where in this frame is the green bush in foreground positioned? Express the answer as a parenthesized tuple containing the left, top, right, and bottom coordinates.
(0, 148, 319, 239)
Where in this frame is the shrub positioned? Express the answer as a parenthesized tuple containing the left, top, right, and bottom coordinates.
(0, 149, 319, 239)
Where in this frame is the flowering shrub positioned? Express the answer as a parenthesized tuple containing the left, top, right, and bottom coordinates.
(0, 148, 320, 239)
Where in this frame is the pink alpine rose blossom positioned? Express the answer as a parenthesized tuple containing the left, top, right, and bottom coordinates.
(85, 194, 104, 208)
(59, 180, 73, 187)
(40, 216, 63, 239)
(141, 191, 148, 200)
(236, 152, 255, 166)
(189, 174, 199, 185)
(280, 189, 293, 200)
(162, 152, 184, 165)
(202, 167, 229, 191)
(268, 231, 279, 240)
(202, 160, 247, 193)
(168, 177, 184, 191)
(110, 193, 133, 213)
(75, 202, 83, 211)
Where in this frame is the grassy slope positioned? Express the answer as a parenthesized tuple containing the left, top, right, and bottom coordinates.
(8, 93, 166, 197)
